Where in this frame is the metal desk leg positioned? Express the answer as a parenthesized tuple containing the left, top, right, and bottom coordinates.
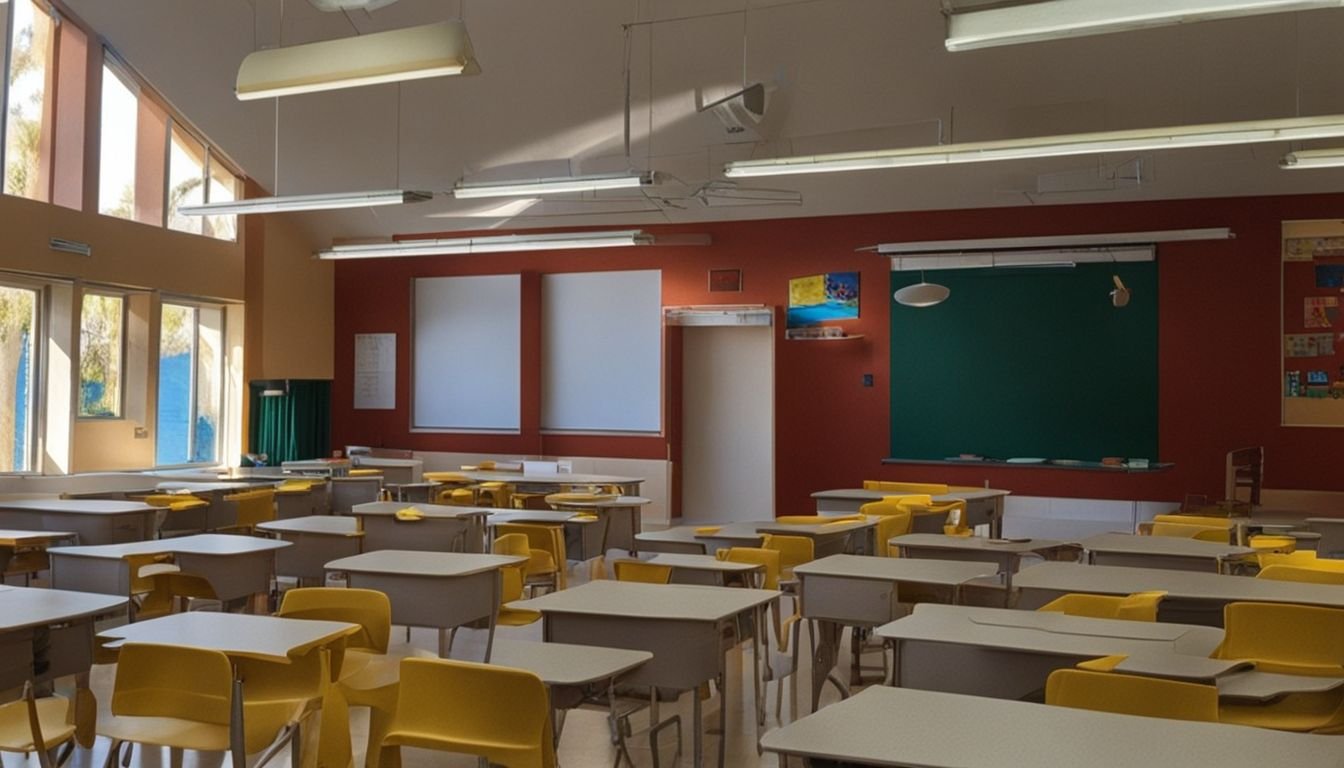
(692, 690, 703, 768)
(483, 572, 500, 663)
(809, 620, 847, 712)
(717, 668, 727, 768)
(230, 672, 246, 768)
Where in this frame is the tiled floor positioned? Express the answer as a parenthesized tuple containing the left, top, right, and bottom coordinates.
(41, 564, 865, 768)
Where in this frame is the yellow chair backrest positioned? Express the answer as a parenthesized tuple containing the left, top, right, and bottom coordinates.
(1257, 551, 1344, 572)
(1152, 514, 1234, 528)
(123, 552, 175, 596)
(714, 547, 781, 590)
(277, 587, 392, 654)
(142, 493, 208, 511)
(1247, 534, 1296, 553)
(1215, 602, 1344, 674)
(867, 511, 913, 557)
(382, 658, 554, 768)
(1150, 521, 1229, 542)
(494, 523, 566, 588)
(1256, 565, 1344, 585)
(761, 534, 814, 579)
(1045, 669, 1219, 722)
(1038, 591, 1165, 622)
(863, 481, 949, 495)
(612, 560, 673, 584)
(225, 489, 276, 529)
(111, 643, 232, 725)
(492, 533, 531, 559)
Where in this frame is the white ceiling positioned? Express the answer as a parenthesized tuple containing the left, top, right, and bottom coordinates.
(61, 0, 1344, 246)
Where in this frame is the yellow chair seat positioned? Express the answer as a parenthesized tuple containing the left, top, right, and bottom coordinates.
(1037, 591, 1165, 622)
(0, 694, 74, 753)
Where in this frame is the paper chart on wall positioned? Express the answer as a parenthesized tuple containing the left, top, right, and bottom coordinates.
(1305, 297, 1339, 328)
(1285, 333, 1336, 358)
(354, 333, 396, 410)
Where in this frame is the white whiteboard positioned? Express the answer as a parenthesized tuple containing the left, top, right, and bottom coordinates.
(541, 270, 662, 432)
(413, 275, 521, 430)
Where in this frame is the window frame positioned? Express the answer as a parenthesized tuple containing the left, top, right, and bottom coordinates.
(0, 276, 44, 473)
(76, 289, 126, 420)
(155, 297, 225, 467)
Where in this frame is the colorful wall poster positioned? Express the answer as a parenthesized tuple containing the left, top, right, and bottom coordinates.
(1286, 237, 1344, 261)
(1286, 333, 1337, 358)
(1305, 296, 1339, 328)
(787, 271, 860, 328)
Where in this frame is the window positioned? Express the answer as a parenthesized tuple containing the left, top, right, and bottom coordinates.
(205, 156, 239, 241)
(98, 60, 138, 219)
(166, 124, 205, 235)
(4, 0, 55, 201)
(79, 293, 123, 417)
(156, 302, 222, 464)
(0, 284, 38, 471)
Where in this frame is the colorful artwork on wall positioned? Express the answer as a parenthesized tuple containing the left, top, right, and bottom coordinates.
(787, 271, 859, 328)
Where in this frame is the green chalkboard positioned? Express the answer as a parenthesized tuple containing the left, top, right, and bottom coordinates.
(890, 262, 1158, 462)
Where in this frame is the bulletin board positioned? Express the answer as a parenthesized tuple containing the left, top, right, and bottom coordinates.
(1282, 221, 1344, 426)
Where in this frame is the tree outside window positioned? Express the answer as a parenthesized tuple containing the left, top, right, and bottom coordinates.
(79, 293, 123, 418)
(0, 285, 37, 471)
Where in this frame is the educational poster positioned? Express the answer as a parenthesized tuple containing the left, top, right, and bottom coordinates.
(1285, 237, 1344, 261)
(1316, 263, 1344, 288)
(787, 271, 860, 328)
(354, 333, 396, 409)
(1305, 297, 1339, 328)
(1285, 333, 1336, 358)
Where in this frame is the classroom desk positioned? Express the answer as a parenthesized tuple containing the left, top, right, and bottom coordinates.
(1014, 561, 1344, 625)
(890, 534, 1076, 592)
(0, 585, 127, 690)
(349, 501, 489, 554)
(99, 612, 358, 768)
(546, 495, 650, 555)
(486, 509, 604, 561)
(1080, 532, 1256, 572)
(876, 603, 1225, 699)
(0, 499, 157, 545)
(325, 550, 525, 659)
(635, 525, 760, 555)
(381, 481, 439, 503)
(1306, 517, 1344, 557)
(759, 685, 1344, 768)
(511, 580, 779, 768)
(755, 519, 878, 557)
(647, 553, 765, 586)
(0, 529, 78, 575)
(459, 470, 644, 496)
(154, 480, 278, 533)
(282, 459, 352, 477)
(793, 554, 999, 710)
(811, 487, 1010, 538)
(256, 516, 363, 585)
(350, 457, 421, 485)
(48, 534, 289, 608)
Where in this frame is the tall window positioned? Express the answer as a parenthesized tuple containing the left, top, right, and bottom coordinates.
(206, 157, 239, 241)
(98, 61, 138, 219)
(166, 124, 205, 234)
(4, 0, 55, 201)
(157, 302, 222, 465)
(79, 293, 123, 417)
(0, 284, 38, 471)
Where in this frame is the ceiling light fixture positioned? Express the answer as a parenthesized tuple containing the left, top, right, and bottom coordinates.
(724, 115, 1344, 178)
(452, 172, 655, 199)
(315, 230, 710, 260)
(945, 0, 1344, 52)
(1280, 147, 1344, 169)
(893, 272, 951, 308)
(180, 190, 433, 216)
(236, 20, 479, 101)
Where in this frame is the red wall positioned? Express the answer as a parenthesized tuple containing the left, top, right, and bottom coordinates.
(332, 192, 1344, 516)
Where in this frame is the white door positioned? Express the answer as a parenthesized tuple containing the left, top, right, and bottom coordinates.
(681, 326, 774, 523)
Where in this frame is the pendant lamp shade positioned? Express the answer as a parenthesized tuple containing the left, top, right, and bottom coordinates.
(894, 280, 951, 308)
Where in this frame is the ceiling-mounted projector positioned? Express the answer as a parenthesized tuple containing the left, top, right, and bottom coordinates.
(697, 83, 768, 135)
(307, 0, 402, 11)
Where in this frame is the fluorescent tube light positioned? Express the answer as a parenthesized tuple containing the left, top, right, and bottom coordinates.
(724, 115, 1344, 178)
(1280, 147, 1344, 169)
(316, 230, 678, 260)
(945, 0, 1344, 52)
(453, 172, 655, 199)
(867, 228, 1232, 255)
(179, 190, 433, 216)
(236, 20, 479, 100)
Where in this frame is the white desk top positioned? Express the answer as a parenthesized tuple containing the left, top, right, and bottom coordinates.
(1015, 562, 1344, 608)
(634, 527, 713, 545)
(49, 533, 291, 559)
(326, 550, 525, 577)
(877, 604, 1224, 658)
(257, 516, 362, 536)
(351, 501, 491, 519)
(0, 586, 128, 631)
(794, 554, 998, 585)
(510, 580, 779, 622)
(893, 533, 1071, 554)
(549, 496, 651, 508)
(487, 639, 652, 686)
(810, 487, 1011, 502)
(1081, 533, 1255, 559)
(648, 553, 764, 573)
(155, 481, 274, 493)
(754, 518, 877, 537)
(487, 510, 593, 525)
(0, 529, 78, 546)
(462, 471, 643, 485)
(0, 499, 155, 515)
(759, 685, 1344, 767)
(99, 612, 357, 662)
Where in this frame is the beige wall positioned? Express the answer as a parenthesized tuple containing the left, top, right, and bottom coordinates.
(259, 215, 333, 379)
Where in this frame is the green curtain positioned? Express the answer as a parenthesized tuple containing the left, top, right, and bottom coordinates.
(248, 380, 331, 463)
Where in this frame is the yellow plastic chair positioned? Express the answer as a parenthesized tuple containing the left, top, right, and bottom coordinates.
(1037, 591, 1166, 622)
(1248, 534, 1297, 554)
(1150, 521, 1231, 542)
(862, 481, 949, 495)
(0, 683, 76, 768)
(492, 534, 543, 627)
(379, 658, 555, 768)
(1258, 551, 1344, 573)
(99, 643, 305, 764)
(348, 468, 383, 478)
(136, 571, 221, 619)
(474, 481, 512, 509)
(612, 559, 673, 584)
(437, 487, 477, 506)
(1045, 669, 1219, 722)
(1257, 565, 1344, 584)
(221, 488, 276, 533)
(494, 522, 567, 591)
